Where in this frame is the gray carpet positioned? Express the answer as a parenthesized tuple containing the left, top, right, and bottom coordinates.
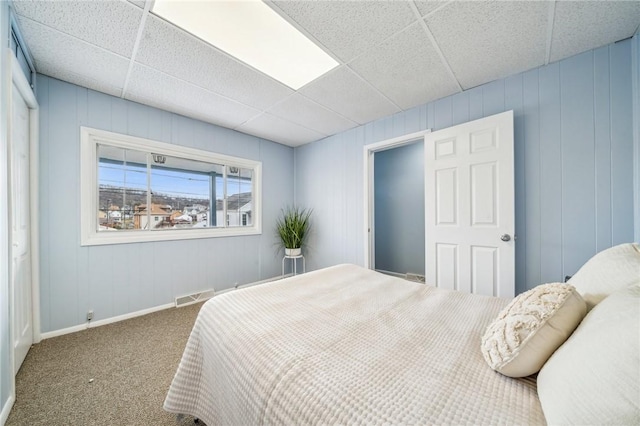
(7, 302, 205, 425)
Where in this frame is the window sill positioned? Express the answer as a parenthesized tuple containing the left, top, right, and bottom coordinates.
(80, 226, 261, 246)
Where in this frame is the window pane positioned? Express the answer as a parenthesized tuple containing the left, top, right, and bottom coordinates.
(98, 145, 148, 231)
(226, 166, 253, 227)
(149, 154, 221, 230)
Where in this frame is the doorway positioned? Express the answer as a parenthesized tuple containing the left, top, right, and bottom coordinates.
(363, 130, 430, 273)
(364, 111, 515, 297)
(373, 140, 425, 279)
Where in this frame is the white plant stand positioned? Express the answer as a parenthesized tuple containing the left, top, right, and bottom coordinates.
(282, 254, 305, 276)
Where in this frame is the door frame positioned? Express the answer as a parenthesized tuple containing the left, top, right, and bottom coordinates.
(8, 51, 40, 378)
(363, 129, 431, 270)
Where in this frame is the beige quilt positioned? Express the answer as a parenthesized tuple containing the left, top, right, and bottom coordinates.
(164, 264, 545, 425)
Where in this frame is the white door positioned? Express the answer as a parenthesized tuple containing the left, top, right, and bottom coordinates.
(10, 82, 33, 372)
(425, 111, 514, 298)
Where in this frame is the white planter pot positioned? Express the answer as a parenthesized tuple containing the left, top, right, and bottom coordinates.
(285, 247, 302, 256)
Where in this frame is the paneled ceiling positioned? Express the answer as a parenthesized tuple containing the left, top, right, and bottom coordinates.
(12, 0, 640, 147)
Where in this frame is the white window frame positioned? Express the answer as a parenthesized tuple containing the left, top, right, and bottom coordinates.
(80, 127, 262, 246)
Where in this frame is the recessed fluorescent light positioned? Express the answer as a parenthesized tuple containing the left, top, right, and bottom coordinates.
(152, 0, 339, 90)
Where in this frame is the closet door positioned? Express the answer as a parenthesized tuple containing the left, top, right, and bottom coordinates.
(10, 81, 33, 373)
(425, 111, 515, 298)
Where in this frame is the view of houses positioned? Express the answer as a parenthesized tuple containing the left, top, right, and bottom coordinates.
(97, 151, 254, 231)
(98, 189, 252, 231)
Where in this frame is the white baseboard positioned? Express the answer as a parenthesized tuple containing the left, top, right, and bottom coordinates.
(40, 303, 175, 340)
(40, 274, 287, 341)
(1, 394, 15, 426)
(237, 273, 291, 289)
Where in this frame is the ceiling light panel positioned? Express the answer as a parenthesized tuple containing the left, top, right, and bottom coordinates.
(152, 0, 339, 90)
(136, 15, 293, 110)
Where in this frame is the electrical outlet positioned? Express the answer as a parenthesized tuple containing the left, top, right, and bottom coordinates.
(87, 310, 94, 321)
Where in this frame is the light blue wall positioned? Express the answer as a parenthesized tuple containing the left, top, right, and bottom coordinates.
(295, 39, 637, 296)
(37, 75, 294, 333)
(1, 0, 13, 418)
(374, 141, 424, 276)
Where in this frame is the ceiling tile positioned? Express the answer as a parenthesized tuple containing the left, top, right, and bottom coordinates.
(426, 1, 548, 90)
(12, 0, 142, 58)
(13, 0, 638, 150)
(18, 17, 129, 94)
(300, 66, 400, 125)
(36, 63, 124, 98)
(236, 113, 326, 147)
(349, 22, 459, 110)
(127, 0, 146, 9)
(135, 15, 294, 111)
(267, 94, 358, 136)
(414, 0, 447, 17)
(269, 0, 416, 63)
(126, 64, 262, 130)
(550, 1, 640, 63)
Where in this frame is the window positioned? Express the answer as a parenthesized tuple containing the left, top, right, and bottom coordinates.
(81, 127, 262, 245)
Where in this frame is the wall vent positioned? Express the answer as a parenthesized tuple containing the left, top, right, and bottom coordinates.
(175, 289, 216, 308)
(405, 273, 426, 284)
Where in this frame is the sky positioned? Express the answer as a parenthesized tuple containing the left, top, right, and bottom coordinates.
(99, 161, 251, 203)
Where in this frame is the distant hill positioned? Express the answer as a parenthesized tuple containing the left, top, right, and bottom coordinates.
(98, 185, 208, 211)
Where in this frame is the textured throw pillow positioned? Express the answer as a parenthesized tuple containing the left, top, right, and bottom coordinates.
(537, 285, 640, 425)
(481, 283, 586, 378)
(568, 243, 640, 311)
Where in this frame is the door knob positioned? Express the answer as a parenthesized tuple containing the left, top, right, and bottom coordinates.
(500, 234, 511, 242)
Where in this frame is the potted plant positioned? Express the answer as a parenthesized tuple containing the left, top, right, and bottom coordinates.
(276, 206, 312, 256)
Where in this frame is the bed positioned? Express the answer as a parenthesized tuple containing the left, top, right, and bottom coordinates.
(164, 244, 640, 425)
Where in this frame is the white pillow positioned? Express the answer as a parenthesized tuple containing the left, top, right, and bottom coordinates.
(568, 243, 640, 311)
(537, 285, 640, 425)
(481, 283, 586, 378)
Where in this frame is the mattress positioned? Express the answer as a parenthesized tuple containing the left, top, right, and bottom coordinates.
(164, 264, 545, 425)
